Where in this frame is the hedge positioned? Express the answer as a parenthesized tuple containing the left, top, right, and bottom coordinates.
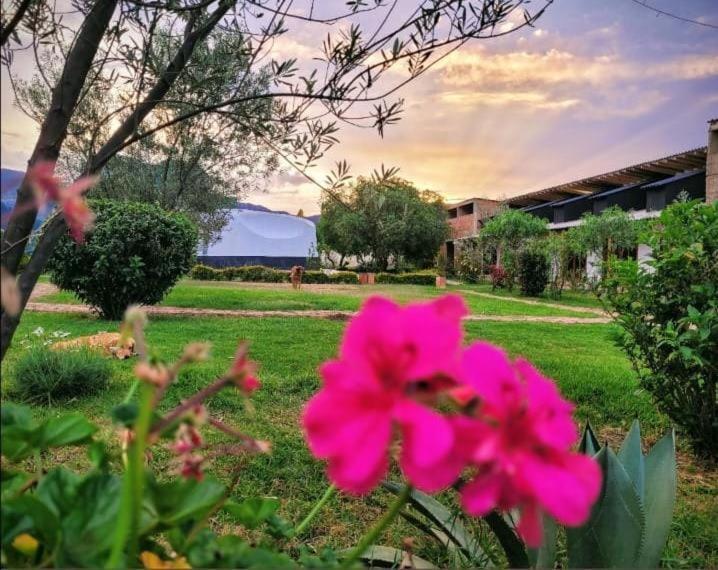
(375, 272, 436, 285)
(189, 264, 359, 284)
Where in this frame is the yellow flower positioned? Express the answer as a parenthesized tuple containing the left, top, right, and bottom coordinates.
(140, 551, 191, 569)
(12, 533, 39, 556)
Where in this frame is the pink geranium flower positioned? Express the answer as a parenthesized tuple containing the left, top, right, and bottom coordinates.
(302, 295, 468, 495)
(26, 161, 97, 243)
(454, 342, 602, 546)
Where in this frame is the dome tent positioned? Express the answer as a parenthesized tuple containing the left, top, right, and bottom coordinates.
(198, 208, 317, 269)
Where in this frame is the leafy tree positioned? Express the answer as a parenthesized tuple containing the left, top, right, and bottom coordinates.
(0, 0, 550, 358)
(318, 177, 449, 271)
(480, 209, 548, 288)
(601, 201, 717, 457)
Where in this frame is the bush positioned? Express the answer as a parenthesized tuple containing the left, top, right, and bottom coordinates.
(602, 201, 718, 457)
(375, 271, 435, 285)
(189, 264, 220, 280)
(489, 264, 507, 289)
(47, 200, 197, 319)
(517, 249, 549, 296)
(10, 347, 111, 405)
(302, 270, 358, 284)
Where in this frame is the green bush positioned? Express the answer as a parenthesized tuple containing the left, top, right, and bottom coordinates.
(47, 200, 198, 319)
(602, 200, 718, 457)
(10, 347, 112, 405)
(517, 249, 549, 296)
(376, 271, 436, 285)
(190, 264, 220, 280)
(234, 265, 287, 283)
(302, 270, 358, 284)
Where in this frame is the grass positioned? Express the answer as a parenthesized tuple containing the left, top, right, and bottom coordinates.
(454, 281, 605, 309)
(3, 310, 715, 566)
(35, 279, 596, 317)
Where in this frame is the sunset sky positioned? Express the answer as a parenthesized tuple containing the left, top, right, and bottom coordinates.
(1, 0, 717, 215)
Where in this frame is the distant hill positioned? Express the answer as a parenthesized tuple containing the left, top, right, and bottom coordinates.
(1, 168, 318, 227)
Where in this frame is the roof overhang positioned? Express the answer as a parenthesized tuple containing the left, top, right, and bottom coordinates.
(506, 147, 707, 207)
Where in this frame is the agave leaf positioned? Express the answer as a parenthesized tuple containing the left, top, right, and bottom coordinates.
(341, 545, 438, 569)
(383, 482, 486, 564)
(483, 511, 530, 568)
(617, 419, 646, 500)
(567, 447, 646, 568)
(638, 429, 676, 567)
(527, 514, 556, 569)
(578, 422, 601, 456)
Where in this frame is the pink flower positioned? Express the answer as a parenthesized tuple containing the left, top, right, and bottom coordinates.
(26, 161, 97, 243)
(302, 295, 468, 495)
(228, 342, 261, 394)
(454, 343, 602, 546)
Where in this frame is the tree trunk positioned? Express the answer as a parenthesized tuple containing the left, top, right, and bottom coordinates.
(0, 0, 232, 361)
(0, 0, 119, 276)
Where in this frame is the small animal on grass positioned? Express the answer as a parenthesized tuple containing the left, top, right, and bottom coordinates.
(290, 265, 305, 290)
(52, 332, 136, 359)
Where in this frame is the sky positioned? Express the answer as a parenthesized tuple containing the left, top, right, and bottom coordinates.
(2, 0, 717, 215)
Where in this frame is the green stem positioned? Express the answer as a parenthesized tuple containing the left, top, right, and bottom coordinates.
(106, 383, 154, 568)
(295, 484, 336, 537)
(340, 484, 412, 570)
(122, 378, 140, 403)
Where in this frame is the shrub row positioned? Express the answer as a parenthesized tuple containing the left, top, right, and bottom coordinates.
(189, 264, 359, 284)
(375, 271, 436, 285)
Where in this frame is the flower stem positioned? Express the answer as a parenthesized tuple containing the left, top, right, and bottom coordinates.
(106, 383, 154, 568)
(340, 484, 412, 570)
(295, 484, 336, 536)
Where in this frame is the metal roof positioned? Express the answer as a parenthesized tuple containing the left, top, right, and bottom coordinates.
(642, 169, 705, 189)
(589, 180, 647, 200)
(505, 147, 707, 207)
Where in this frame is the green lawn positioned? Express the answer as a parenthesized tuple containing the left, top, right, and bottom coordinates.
(453, 282, 605, 309)
(2, 310, 715, 566)
(35, 279, 596, 317)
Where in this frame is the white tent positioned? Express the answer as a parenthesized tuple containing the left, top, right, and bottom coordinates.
(198, 208, 317, 268)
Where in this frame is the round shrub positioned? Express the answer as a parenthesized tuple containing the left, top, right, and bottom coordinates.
(10, 347, 112, 405)
(517, 250, 549, 296)
(47, 200, 198, 319)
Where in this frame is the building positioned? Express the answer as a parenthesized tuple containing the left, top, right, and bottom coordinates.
(198, 208, 317, 269)
(444, 197, 502, 266)
(444, 119, 717, 277)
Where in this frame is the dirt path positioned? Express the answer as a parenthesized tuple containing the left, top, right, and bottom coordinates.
(29, 282, 59, 299)
(25, 301, 610, 324)
(457, 288, 607, 316)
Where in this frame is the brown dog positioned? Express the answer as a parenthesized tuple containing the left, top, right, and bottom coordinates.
(52, 332, 136, 359)
(290, 265, 304, 290)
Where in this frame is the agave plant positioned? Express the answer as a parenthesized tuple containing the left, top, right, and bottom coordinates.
(379, 420, 676, 569)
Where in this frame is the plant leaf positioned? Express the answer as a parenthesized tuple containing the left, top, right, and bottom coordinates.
(578, 422, 601, 456)
(223, 497, 280, 529)
(567, 447, 646, 568)
(639, 429, 676, 567)
(383, 481, 487, 564)
(617, 419, 645, 500)
(527, 514, 556, 569)
(341, 545, 438, 569)
(41, 414, 97, 448)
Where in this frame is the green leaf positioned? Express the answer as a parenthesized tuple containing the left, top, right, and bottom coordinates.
(152, 478, 225, 526)
(35, 468, 81, 517)
(1, 470, 31, 500)
(41, 414, 97, 448)
(617, 419, 645, 500)
(383, 481, 488, 565)
(0, 403, 34, 429)
(342, 545, 438, 569)
(5, 494, 61, 551)
(639, 429, 676, 567)
(58, 473, 123, 567)
(567, 447, 646, 568)
(223, 497, 280, 529)
(111, 402, 138, 427)
(1, 424, 42, 461)
(578, 422, 601, 456)
(527, 514, 556, 569)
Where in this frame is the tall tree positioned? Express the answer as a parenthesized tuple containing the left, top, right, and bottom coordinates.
(1, 0, 552, 358)
(319, 176, 449, 271)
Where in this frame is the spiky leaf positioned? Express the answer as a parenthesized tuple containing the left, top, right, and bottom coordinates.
(527, 514, 556, 569)
(617, 419, 645, 500)
(578, 422, 601, 456)
(639, 429, 676, 567)
(567, 447, 645, 568)
(343, 545, 437, 569)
